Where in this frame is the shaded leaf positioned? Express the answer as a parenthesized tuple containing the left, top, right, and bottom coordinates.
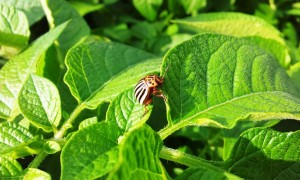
(225, 128, 300, 179)
(222, 120, 279, 160)
(41, 0, 90, 55)
(175, 166, 241, 180)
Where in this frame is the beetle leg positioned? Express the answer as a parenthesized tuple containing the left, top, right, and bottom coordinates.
(152, 87, 166, 99)
(141, 98, 152, 118)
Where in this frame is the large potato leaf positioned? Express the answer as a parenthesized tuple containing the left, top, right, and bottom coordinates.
(159, 33, 300, 139)
(64, 41, 160, 109)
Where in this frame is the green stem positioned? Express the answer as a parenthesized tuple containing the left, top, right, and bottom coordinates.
(269, 0, 276, 10)
(159, 147, 225, 169)
(26, 104, 85, 169)
(158, 120, 188, 140)
(54, 103, 86, 139)
(27, 152, 48, 169)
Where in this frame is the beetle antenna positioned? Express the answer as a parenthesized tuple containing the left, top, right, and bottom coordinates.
(162, 64, 170, 78)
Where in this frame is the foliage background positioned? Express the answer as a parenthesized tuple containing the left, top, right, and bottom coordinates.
(1, 0, 300, 179)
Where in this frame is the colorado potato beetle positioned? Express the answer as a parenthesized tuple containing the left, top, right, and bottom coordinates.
(134, 66, 169, 114)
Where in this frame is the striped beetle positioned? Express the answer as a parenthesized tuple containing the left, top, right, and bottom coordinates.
(134, 66, 169, 114)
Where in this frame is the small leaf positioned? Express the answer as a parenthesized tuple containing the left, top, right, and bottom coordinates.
(40, 0, 90, 55)
(61, 122, 121, 179)
(0, 0, 45, 25)
(0, 156, 22, 177)
(19, 74, 61, 132)
(173, 12, 290, 67)
(179, 0, 206, 14)
(64, 41, 160, 109)
(22, 168, 51, 180)
(0, 122, 41, 158)
(106, 89, 151, 133)
(43, 140, 61, 154)
(159, 33, 300, 138)
(175, 167, 241, 180)
(108, 125, 167, 179)
(0, 22, 68, 120)
(225, 128, 300, 179)
(0, 3, 30, 48)
(79, 117, 98, 129)
(69, 1, 104, 16)
(133, 0, 163, 21)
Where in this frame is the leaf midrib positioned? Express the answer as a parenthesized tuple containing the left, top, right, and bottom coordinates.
(160, 91, 300, 139)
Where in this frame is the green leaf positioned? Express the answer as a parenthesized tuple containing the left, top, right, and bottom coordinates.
(222, 120, 279, 160)
(159, 33, 300, 139)
(18, 74, 61, 132)
(225, 128, 300, 179)
(106, 89, 151, 133)
(0, 156, 22, 177)
(133, 0, 163, 21)
(64, 41, 160, 109)
(0, 0, 44, 25)
(43, 140, 61, 154)
(0, 3, 29, 48)
(108, 125, 167, 179)
(61, 122, 121, 179)
(148, 33, 192, 55)
(40, 0, 90, 55)
(131, 22, 157, 40)
(36, 45, 78, 114)
(288, 62, 300, 89)
(175, 167, 241, 180)
(22, 168, 51, 180)
(179, 0, 206, 14)
(0, 22, 68, 120)
(173, 12, 290, 67)
(0, 122, 41, 158)
(69, 0, 104, 16)
(78, 116, 98, 129)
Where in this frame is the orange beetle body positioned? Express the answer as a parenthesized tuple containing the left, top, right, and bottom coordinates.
(134, 75, 166, 106)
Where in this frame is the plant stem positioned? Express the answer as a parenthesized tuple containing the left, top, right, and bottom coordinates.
(54, 103, 86, 139)
(27, 152, 48, 169)
(159, 146, 225, 169)
(158, 120, 188, 140)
